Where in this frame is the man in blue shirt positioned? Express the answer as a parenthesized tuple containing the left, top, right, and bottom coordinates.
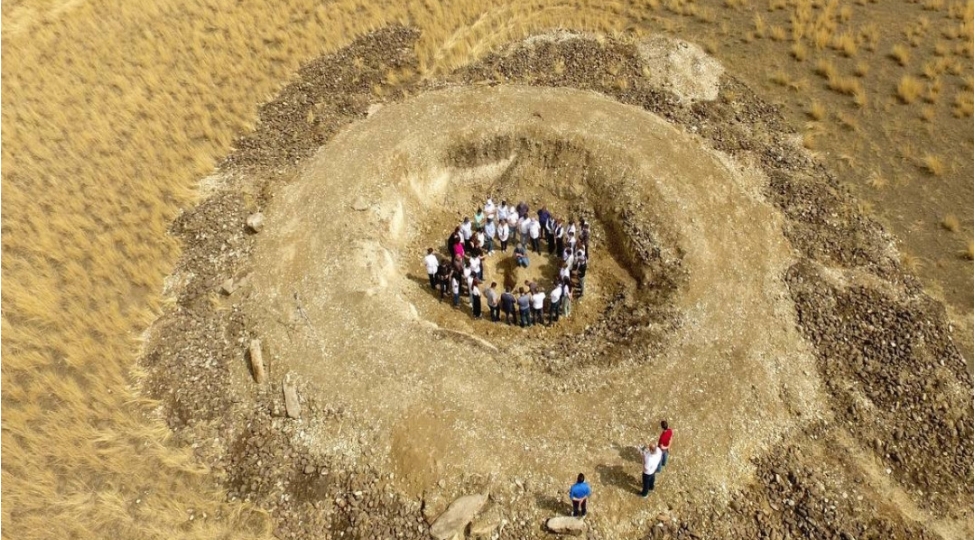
(568, 473, 591, 517)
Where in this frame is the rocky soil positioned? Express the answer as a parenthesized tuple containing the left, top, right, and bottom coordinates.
(140, 27, 972, 539)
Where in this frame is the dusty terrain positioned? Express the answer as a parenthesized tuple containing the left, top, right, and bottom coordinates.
(2, 1, 972, 540)
(140, 30, 972, 539)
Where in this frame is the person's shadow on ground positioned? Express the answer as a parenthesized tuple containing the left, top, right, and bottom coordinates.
(612, 442, 643, 464)
(595, 463, 641, 496)
(534, 493, 569, 515)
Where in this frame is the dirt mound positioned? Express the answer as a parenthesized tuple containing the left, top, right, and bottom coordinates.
(141, 28, 972, 540)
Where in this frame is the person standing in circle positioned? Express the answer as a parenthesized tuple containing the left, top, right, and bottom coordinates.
(500, 286, 516, 325)
(485, 281, 500, 322)
(568, 473, 591, 518)
(424, 248, 439, 289)
(498, 219, 510, 253)
(471, 279, 482, 319)
(657, 420, 673, 472)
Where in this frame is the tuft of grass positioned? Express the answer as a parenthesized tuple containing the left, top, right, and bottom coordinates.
(771, 70, 791, 86)
(853, 61, 870, 77)
(901, 252, 924, 273)
(754, 13, 767, 37)
(791, 42, 809, 60)
(965, 240, 975, 261)
(921, 106, 936, 121)
(920, 153, 946, 175)
(807, 100, 826, 120)
(828, 74, 863, 96)
(890, 44, 911, 66)
(832, 32, 858, 56)
(923, 78, 943, 102)
(868, 171, 888, 189)
(897, 75, 924, 103)
(815, 58, 837, 80)
(770, 25, 788, 41)
(953, 92, 974, 116)
(941, 214, 961, 232)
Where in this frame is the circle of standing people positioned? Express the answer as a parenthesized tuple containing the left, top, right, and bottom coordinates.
(423, 198, 591, 327)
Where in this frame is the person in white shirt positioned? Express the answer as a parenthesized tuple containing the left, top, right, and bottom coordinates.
(548, 283, 563, 324)
(469, 253, 482, 282)
(463, 263, 473, 296)
(528, 218, 542, 254)
(460, 217, 474, 247)
(450, 273, 461, 307)
(518, 217, 531, 246)
(506, 210, 519, 238)
(639, 442, 663, 497)
(561, 278, 573, 318)
(531, 289, 546, 326)
(498, 200, 510, 223)
(498, 221, 510, 253)
(559, 261, 571, 283)
(470, 279, 482, 319)
(483, 218, 497, 254)
(424, 248, 440, 289)
(484, 198, 497, 221)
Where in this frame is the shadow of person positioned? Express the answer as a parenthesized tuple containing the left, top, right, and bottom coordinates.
(534, 492, 569, 516)
(595, 464, 640, 496)
(406, 272, 444, 301)
(613, 442, 643, 465)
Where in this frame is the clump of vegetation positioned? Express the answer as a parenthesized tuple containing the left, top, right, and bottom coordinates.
(941, 214, 961, 232)
(890, 44, 911, 66)
(920, 154, 947, 176)
(807, 100, 826, 120)
(897, 75, 924, 103)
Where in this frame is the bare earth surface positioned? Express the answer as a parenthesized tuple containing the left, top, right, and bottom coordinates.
(141, 29, 972, 540)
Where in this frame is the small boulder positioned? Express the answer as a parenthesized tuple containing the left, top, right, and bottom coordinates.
(546, 516, 586, 535)
(352, 197, 371, 211)
(246, 212, 265, 233)
(220, 277, 237, 295)
(469, 506, 502, 538)
(429, 493, 488, 540)
(283, 381, 301, 419)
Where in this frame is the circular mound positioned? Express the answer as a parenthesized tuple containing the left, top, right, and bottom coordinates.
(241, 85, 822, 504)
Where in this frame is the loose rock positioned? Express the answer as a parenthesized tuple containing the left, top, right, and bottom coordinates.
(429, 493, 488, 540)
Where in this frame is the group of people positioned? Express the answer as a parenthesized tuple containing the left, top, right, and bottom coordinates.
(423, 197, 591, 325)
(568, 420, 674, 518)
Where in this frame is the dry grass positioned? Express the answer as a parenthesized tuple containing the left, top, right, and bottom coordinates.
(942, 214, 961, 232)
(920, 153, 947, 175)
(890, 44, 911, 66)
(897, 75, 924, 103)
(965, 239, 975, 260)
(953, 91, 975, 116)
(832, 32, 858, 56)
(854, 61, 870, 77)
(791, 42, 809, 60)
(807, 100, 827, 120)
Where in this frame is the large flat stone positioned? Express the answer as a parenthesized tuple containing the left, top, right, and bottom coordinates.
(429, 493, 488, 540)
(546, 516, 587, 535)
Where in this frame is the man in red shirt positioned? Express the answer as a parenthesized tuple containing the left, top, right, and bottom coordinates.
(657, 420, 673, 472)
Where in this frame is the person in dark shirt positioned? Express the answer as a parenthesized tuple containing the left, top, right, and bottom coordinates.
(517, 287, 532, 327)
(500, 287, 517, 325)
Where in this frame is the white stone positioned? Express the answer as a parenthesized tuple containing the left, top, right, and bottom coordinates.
(429, 493, 488, 540)
(545, 516, 587, 535)
(246, 212, 265, 233)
